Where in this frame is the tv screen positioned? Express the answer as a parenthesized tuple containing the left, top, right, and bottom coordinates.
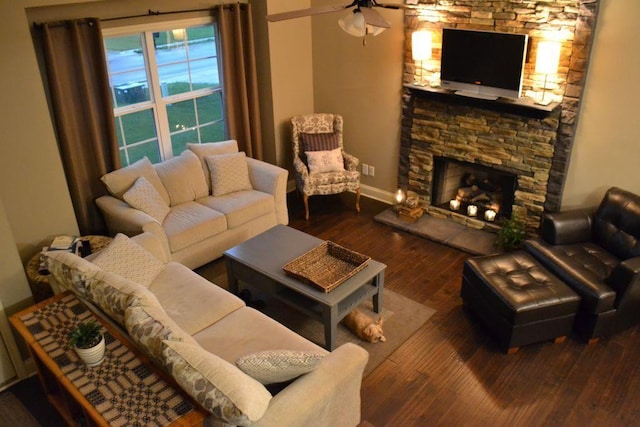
(440, 28, 528, 100)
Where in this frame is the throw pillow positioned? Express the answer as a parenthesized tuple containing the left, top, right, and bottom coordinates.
(92, 233, 165, 287)
(125, 300, 198, 362)
(205, 152, 253, 197)
(163, 340, 272, 425)
(123, 176, 170, 223)
(235, 350, 325, 384)
(100, 157, 170, 205)
(154, 150, 209, 206)
(86, 270, 159, 327)
(187, 140, 239, 192)
(300, 132, 339, 153)
(305, 147, 345, 174)
(45, 251, 102, 297)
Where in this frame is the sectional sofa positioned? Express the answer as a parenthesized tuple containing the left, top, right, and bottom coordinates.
(46, 232, 369, 426)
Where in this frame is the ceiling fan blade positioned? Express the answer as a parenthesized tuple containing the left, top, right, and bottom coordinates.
(266, 4, 352, 22)
(359, 6, 391, 28)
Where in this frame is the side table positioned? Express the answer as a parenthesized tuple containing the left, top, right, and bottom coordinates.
(9, 291, 207, 426)
(25, 235, 112, 303)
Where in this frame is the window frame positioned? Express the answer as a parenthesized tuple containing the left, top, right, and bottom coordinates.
(102, 17, 226, 164)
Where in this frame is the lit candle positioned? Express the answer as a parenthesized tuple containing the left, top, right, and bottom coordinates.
(467, 205, 478, 217)
(395, 188, 406, 205)
(450, 199, 461, 211)
(484, 209, 497, 222)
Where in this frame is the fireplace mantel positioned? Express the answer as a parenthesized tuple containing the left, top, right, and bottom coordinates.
(404, 84, 560, 119)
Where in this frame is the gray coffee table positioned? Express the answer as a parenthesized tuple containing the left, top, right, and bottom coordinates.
(224, 225, 386, 350)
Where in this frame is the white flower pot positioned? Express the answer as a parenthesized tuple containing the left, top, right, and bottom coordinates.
(74, 335, 106, 367)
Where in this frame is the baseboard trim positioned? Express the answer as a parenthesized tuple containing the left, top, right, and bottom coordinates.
(286, 180, 395, 205)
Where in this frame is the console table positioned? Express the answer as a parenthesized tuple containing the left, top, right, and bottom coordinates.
(9, 292, 207, 426)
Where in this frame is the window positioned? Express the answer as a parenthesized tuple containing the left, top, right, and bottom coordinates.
(103, 18, 226, 166)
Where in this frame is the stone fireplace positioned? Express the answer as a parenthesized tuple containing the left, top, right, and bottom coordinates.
(400, 0, 600, 232)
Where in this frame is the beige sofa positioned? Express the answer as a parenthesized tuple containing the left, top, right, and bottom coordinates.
(96, 140, 288, 269)
(46, 232, 369, 427)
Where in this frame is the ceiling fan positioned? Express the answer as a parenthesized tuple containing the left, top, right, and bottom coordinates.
(266, 0, 410, 38)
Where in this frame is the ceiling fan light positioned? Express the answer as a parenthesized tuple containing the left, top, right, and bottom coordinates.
(338, 10, 367, 37)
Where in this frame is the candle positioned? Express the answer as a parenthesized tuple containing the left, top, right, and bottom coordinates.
(467, 205, 478, 217)
(450, 199, 461, 211)
(395, 188, 406, 205)
(484, 209, 497, 222)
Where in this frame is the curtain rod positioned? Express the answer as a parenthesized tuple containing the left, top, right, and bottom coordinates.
(35, 3, 246, 28)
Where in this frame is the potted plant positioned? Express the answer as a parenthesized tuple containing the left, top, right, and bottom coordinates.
(496, 215, 527, 251)
(68, 320, 105, 367)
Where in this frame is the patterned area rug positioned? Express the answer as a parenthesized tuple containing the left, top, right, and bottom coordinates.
(198, 265, 435, 377)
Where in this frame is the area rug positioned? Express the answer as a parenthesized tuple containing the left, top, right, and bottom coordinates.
(201, 267, 435, 377)
(0, 391, 40, 427)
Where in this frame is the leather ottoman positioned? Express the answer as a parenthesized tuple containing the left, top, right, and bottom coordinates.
(461, 250, 580, 354)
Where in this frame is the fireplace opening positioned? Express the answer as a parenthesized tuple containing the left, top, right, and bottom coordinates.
(431, 157, 517, 223)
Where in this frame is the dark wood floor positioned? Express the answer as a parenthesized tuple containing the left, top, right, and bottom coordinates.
(288, 193, 640, 427)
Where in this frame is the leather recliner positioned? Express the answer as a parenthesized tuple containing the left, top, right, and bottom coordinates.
(525, 187, 640, 341)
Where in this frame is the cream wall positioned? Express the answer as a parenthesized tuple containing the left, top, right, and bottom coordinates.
(311, 0, 404, 200)
(561, 0, 640, 209)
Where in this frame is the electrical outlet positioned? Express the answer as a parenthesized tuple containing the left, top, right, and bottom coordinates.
(362, 164, 369, 175)
(369, 165, 375, 176)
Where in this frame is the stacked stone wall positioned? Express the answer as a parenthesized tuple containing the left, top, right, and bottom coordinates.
(399, 0, 599, 231)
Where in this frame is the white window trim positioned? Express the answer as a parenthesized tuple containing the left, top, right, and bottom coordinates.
(103, 16, 225, 162)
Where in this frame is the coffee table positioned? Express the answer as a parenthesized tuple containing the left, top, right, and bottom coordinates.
(224, 225, 386, 350)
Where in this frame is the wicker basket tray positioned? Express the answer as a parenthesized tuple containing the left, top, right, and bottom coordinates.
(283, 241, 371, 293)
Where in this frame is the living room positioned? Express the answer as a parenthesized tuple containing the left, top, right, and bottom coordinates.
(0, 0, 639, 425)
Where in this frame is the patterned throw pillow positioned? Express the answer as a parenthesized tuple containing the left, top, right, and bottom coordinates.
(86, 270, 159, 327)
(235, 350, 325, 384)
(92, 233, 165, 287)
(45, 251, 102, 296)
(163, 340, 272, 425)
(100, 157, 170, 205)
(123, 176, 170, 223)
(306, 148, 345, 174)
(205, 152, 253, 197)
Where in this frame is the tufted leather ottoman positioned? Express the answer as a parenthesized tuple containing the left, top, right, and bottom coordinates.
(461, 250, 580, 354)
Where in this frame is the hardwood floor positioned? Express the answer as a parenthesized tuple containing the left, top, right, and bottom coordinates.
(288, 193, 640, 427)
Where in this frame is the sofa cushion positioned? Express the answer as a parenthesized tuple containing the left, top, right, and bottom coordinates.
(154, 150, 209, 206)
(86, 270, 159, 327)
(300, 132, 339, 153)
(235, 350, 325, 385)
(125, 299, 198, 362)
(92, 233, 165, 287)
(101, 157, 170, 205)
(45, 251, 102, 297)
(149, 262, 245, 335)
(163, 202, 227, 253)
(197, 190, 274, 228)
(188, 140, 239, 192)
(592, 187, 640, 260)
(205, 152, 253, 197)
(193, 307, 327, 364)
(123, 176, 170, 223)
(306, 148, 345, 174)
(162, 340, 272, 425)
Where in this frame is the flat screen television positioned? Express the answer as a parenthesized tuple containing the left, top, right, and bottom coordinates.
(440, 28, 529, 100)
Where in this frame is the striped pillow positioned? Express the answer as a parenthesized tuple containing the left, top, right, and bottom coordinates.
(300, 132, 339, 152)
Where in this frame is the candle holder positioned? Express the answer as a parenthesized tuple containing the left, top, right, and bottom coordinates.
(467, 205, 478, 217)
(449, 199, 461, 211)
(484, 209, 497, 222)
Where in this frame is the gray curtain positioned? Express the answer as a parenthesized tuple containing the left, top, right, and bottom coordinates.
(217, 3, 263, 160)
(39, 18, 120, 235)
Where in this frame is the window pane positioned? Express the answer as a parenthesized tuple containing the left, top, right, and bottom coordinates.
(155, 31, 187, 65)
(127, 141, 161, 164)
(192, 57, 219, 88)
(171, 129, 198, 155)
(167, 99, 196, 133)
(105, 34, 150, 108)
(159, 63, 191, 96)
(199, 122, 225, 142)
(120, 110, 157, 143)
(196, 93, 223, 124)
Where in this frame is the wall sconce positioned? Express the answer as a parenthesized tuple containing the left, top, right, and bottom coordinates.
(412, 30, 432, 86)
(535, 40, 561, 105)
